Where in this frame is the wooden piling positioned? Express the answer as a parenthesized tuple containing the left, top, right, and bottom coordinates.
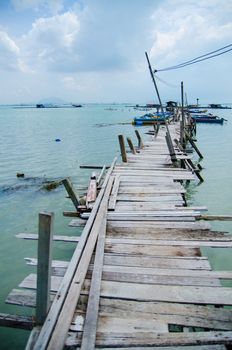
(118, 135, 127, 162)
(135, 130, 144, 149)
(62, 178, 80, 210)
(126, 137, 136, 154)
(36, 212, 54, 325)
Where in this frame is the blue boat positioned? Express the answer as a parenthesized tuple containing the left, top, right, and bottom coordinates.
(132, 112, 171, 125)
(191, 114, 224, 124)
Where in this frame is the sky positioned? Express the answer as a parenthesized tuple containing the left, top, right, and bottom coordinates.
(0, 0, 231, 104)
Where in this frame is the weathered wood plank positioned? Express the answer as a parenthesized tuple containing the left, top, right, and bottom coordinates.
(103, 254, 211, 270)
(104, 243, 201, 257)
(105, 237, 232, 248)
(0, 313, 34, 330)
(108, 175, 120, 210)
(80, 185, 108, 349)
(87, 280, 232, 305)
(107, 221, 211, 230)
(106, 227, 228, 240)
(92, 331, 232, 347)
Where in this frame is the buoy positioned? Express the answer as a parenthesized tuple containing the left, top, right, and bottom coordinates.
(55, 138, 61, 142)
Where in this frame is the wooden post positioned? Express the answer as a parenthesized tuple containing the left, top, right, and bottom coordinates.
(126, 137, 136, 154)
(135, 130, 144, 148)
(180, 82, 185, 149)
(36, 212, 54, 325)
(118, 135, 127, 162)
(62, 178, 80, 210)
(165, 133, 177, 164)
(97, 165, 106, 186)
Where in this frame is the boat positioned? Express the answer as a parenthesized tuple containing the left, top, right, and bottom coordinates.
(72, 104, 82, 107)
(132, 112, 171, 125)
(190, 114, 224, 124)
(188, 109, 208, 113)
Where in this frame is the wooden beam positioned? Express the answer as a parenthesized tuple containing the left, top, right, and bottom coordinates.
(62, 178, 80, 210)
(36, 212, 54, 325)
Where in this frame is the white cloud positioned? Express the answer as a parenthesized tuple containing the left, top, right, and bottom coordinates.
(21, 11, 80, 71)
(149, 1, 232, 67)
(0, 31, 23, 71)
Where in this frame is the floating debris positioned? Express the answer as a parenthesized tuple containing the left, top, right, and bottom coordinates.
(40, 180, 62, 191)
(16, 173, 25, 178)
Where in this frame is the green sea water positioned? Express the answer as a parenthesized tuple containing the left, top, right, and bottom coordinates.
(0, 104, 231, 349)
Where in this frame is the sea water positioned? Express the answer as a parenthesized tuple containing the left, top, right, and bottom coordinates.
(0, 105, 231, 349)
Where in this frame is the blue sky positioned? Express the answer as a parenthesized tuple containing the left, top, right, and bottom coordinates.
(0, 0, 231, 104)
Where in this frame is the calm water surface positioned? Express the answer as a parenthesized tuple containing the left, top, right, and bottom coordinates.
(0, 105, 231, 349)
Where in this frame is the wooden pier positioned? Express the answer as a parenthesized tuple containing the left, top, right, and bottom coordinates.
(2, 119, 232, 349)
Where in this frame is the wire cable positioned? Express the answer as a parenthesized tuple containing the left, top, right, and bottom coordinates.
(155, 44, 232, 72)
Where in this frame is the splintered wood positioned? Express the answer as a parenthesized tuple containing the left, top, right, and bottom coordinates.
(8, 123, 232, 349)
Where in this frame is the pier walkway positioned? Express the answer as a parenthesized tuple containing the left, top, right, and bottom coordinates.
(5, 121, 232, 349)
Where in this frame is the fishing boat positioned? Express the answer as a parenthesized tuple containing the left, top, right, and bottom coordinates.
(132, 112, 171, 125)
(190, 114, 224, 124)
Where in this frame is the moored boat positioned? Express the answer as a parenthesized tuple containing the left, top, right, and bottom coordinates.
(132, 112, 172, 125)
(190, 114, 224, 124)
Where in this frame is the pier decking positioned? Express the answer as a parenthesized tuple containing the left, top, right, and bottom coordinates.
(4, 121, 232, 349)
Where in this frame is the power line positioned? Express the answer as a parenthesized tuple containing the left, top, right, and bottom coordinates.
(155, 44, 232, 72)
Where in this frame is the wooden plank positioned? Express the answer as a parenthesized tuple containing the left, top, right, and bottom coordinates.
(100, 269, 220, 287)
(106, 227, 228, 240)
(19, 274, 62, 292)
(107, 211, 200, 217)
(105, 237, 232, 248)
(80, 187, 108, 349)
(69, 345, 226, 350)
(118, 187, 186, 194)
(107, 221, 211, 230)
(91, 280, 232, 305)
(103, 254, 211, 270)
(6, 289, 44, 308)
(96, 315, 168, 333)
(112, 171, 195, 180)
(115, 195, 184, 203)
(92, 331, 232, 347)
(23, 259, 232, 281)
(108, 175, 120, 210)
(16, 233, 79, 243)
(107, 216, 195, 222)
(0, 313, 34, 330)
(101, 264, 232, 280)
(104, 243, 201, 257)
